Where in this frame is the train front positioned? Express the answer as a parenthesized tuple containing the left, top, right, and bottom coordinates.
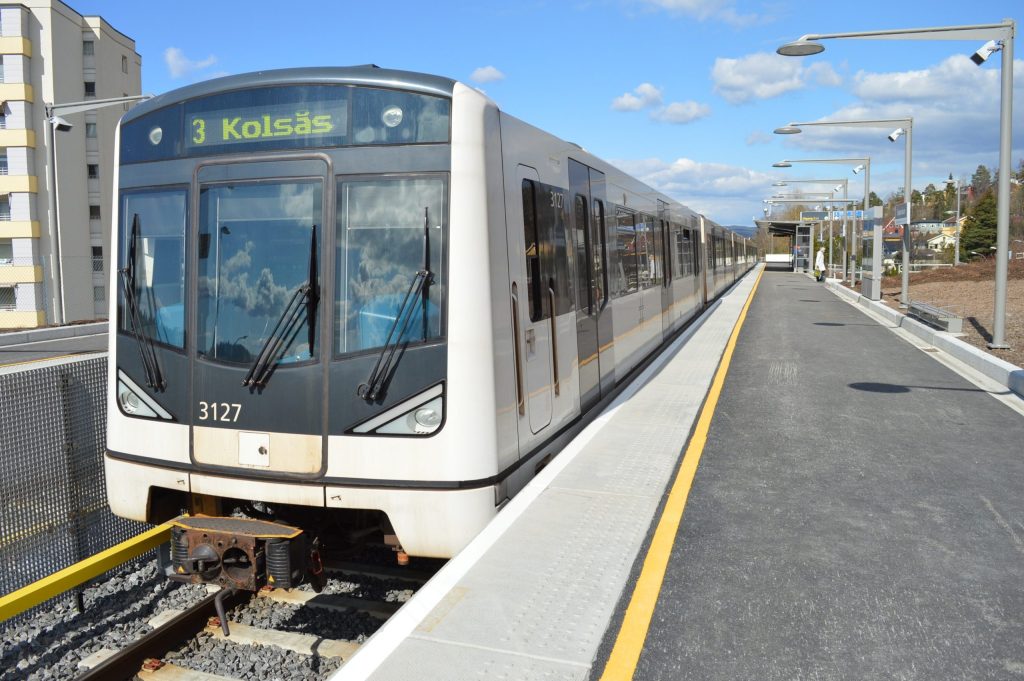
(105, 68, 503, 591)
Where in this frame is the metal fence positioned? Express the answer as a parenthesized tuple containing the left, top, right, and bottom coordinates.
(0, 355, 149, 620)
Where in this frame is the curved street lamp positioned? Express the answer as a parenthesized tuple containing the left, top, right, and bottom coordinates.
(776, 18, 1013, 345)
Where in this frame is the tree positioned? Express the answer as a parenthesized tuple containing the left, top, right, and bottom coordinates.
(960, 189, 997, 258)
(971, 164, 993, 196)
(869, 191, 883, 207)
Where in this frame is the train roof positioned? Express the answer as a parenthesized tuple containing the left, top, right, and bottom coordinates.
(123, 65, 456, 124)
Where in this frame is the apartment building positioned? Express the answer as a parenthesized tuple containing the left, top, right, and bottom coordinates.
(0, 0, 140, 328)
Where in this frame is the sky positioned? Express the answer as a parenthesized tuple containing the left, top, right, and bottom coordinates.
(77, 0, 1022, 227)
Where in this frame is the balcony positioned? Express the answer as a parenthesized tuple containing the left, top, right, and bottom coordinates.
(0, 256, 42, 284)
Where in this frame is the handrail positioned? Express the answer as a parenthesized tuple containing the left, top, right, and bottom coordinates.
(511, 286, 525, 416)
(548, 286, 559, 397)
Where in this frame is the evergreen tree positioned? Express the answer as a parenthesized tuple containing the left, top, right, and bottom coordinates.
(960, 190, 997, 258)
(971, 165, 993, 196)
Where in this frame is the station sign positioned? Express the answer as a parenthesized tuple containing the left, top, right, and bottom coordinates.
(800, 210, 865, 221)
(895, 203, 908, 225)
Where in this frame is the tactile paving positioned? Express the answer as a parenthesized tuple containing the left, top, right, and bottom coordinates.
(366, 270, 761, 679)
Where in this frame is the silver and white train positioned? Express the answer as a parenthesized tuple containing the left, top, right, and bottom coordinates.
(105, 66, 754, 589)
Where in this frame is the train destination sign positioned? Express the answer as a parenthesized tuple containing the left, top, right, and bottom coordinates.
(186, 102, 348, 148)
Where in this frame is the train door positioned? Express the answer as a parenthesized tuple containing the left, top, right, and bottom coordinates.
(512, 166, 552, 434)
(568, 160, 607, 413)
(189, 158, 328, 475)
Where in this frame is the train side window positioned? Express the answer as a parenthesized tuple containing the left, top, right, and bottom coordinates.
(573, 194, 591, 314)
(592, 199, 608, 309)
(636, 214, 653, 289)
(654, 218, 666, 287)
(615, 209, 637, 296)
(690, 229, 700, 274)
(521, 179, 544, 322)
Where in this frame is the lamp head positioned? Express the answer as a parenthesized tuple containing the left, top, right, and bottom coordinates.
(774, 125, 802, 135)
(777, 39, 825, 57)
(50, 115, 72, 132)
(772, 181, 787, 187)
(852, 164, 865, 175)
(888, 128, 905, 143)
(772, 161, 792, 168)
(971, 39, 1000, 65)
(833, 185, 843, 193)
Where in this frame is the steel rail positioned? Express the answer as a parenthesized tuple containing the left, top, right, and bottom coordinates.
(77, 589, 251, 681)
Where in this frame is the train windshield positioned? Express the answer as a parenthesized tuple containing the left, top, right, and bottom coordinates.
(197, 181, 323, 365)
(336, 176, 445, 355)
(118, 189, 187, 348)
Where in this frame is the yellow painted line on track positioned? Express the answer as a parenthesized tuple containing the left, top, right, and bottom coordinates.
(0, 522, 172, 622)
(599, 267, 764, 681)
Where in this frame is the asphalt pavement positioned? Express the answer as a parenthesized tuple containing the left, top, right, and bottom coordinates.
(625, 271, 1024, 680)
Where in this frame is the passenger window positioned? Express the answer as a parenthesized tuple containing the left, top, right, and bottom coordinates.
(573, 195, 591, 314)
(616, 209, 637, 296)
(522, 180, 544, 321)
(592, 200, 608, 308)
(636, 215, 653, 289)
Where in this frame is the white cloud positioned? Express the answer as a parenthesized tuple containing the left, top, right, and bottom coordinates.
(470, 66, 505, 84)
(650, 101, 711, 124)
(612, 83, 663, 111)
(611, 156, 774, 225)
(712, 52, 841, 104)
(635, 0, 758, 27)
(746, 130, 771, 145)
(164, 47, 217, 79)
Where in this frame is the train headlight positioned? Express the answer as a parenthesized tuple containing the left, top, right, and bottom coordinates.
(381, 106, 403, 128)
(148, 126, 163, 145)
(117, 370, 173, 420)
(413, 407, 442, 429)
(351, 386, 444, 436)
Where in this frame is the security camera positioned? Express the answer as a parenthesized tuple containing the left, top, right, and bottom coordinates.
(888, 128, 905, 143)
(971, 39, 1000, 65)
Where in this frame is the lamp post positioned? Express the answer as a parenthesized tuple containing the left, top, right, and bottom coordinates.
(775, 119, 910, 303)
(775, 157, 870, 286)
(777, 19, 1013, 343)
(43, 94, 151, 324)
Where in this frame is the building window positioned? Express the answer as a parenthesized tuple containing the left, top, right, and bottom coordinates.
(0, 285, 15, 310)
(92, 245, 103, 272)
(93, 285, 104, 302)
(86, 123, 97, 138)
(122, 55, 128, 73)
(89, 205, 101, 220)
(0, 56, 5, 84)
(87, 163, 99, 179)
(84, 81, 96, 97)
(0, 153, 7, 175)
(0, 237, 12, 262)
(0, 196, 10, 220)
(0, 112, 6, 130)
(83, 41, 94, 56)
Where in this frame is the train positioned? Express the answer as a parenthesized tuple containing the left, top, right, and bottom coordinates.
(105, 66, 755, 591)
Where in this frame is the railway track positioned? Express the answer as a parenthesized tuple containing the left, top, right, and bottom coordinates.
(1, 557, 439, 681)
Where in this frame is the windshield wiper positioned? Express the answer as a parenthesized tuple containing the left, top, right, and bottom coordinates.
(118, 213, 166, 391)
(357, 208, 433, 402)
(242, 224, 319, 388)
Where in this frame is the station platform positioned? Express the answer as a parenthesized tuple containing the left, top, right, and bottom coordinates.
(333, 267, 1024, 680)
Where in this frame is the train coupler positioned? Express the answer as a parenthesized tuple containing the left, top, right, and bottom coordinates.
(168, 515, 309, 591)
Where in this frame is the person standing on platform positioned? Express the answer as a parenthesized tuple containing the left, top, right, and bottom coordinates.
(815, 246, 826, 282)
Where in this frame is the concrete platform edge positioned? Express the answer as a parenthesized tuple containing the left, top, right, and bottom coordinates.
(0, 321, 107, 347)
(825, 281, 1024, 399)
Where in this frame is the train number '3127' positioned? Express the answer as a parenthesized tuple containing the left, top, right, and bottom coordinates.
(198, 401, 241, 422)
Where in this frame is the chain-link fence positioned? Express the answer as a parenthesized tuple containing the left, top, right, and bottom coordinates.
(0, 355, 149, 620)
